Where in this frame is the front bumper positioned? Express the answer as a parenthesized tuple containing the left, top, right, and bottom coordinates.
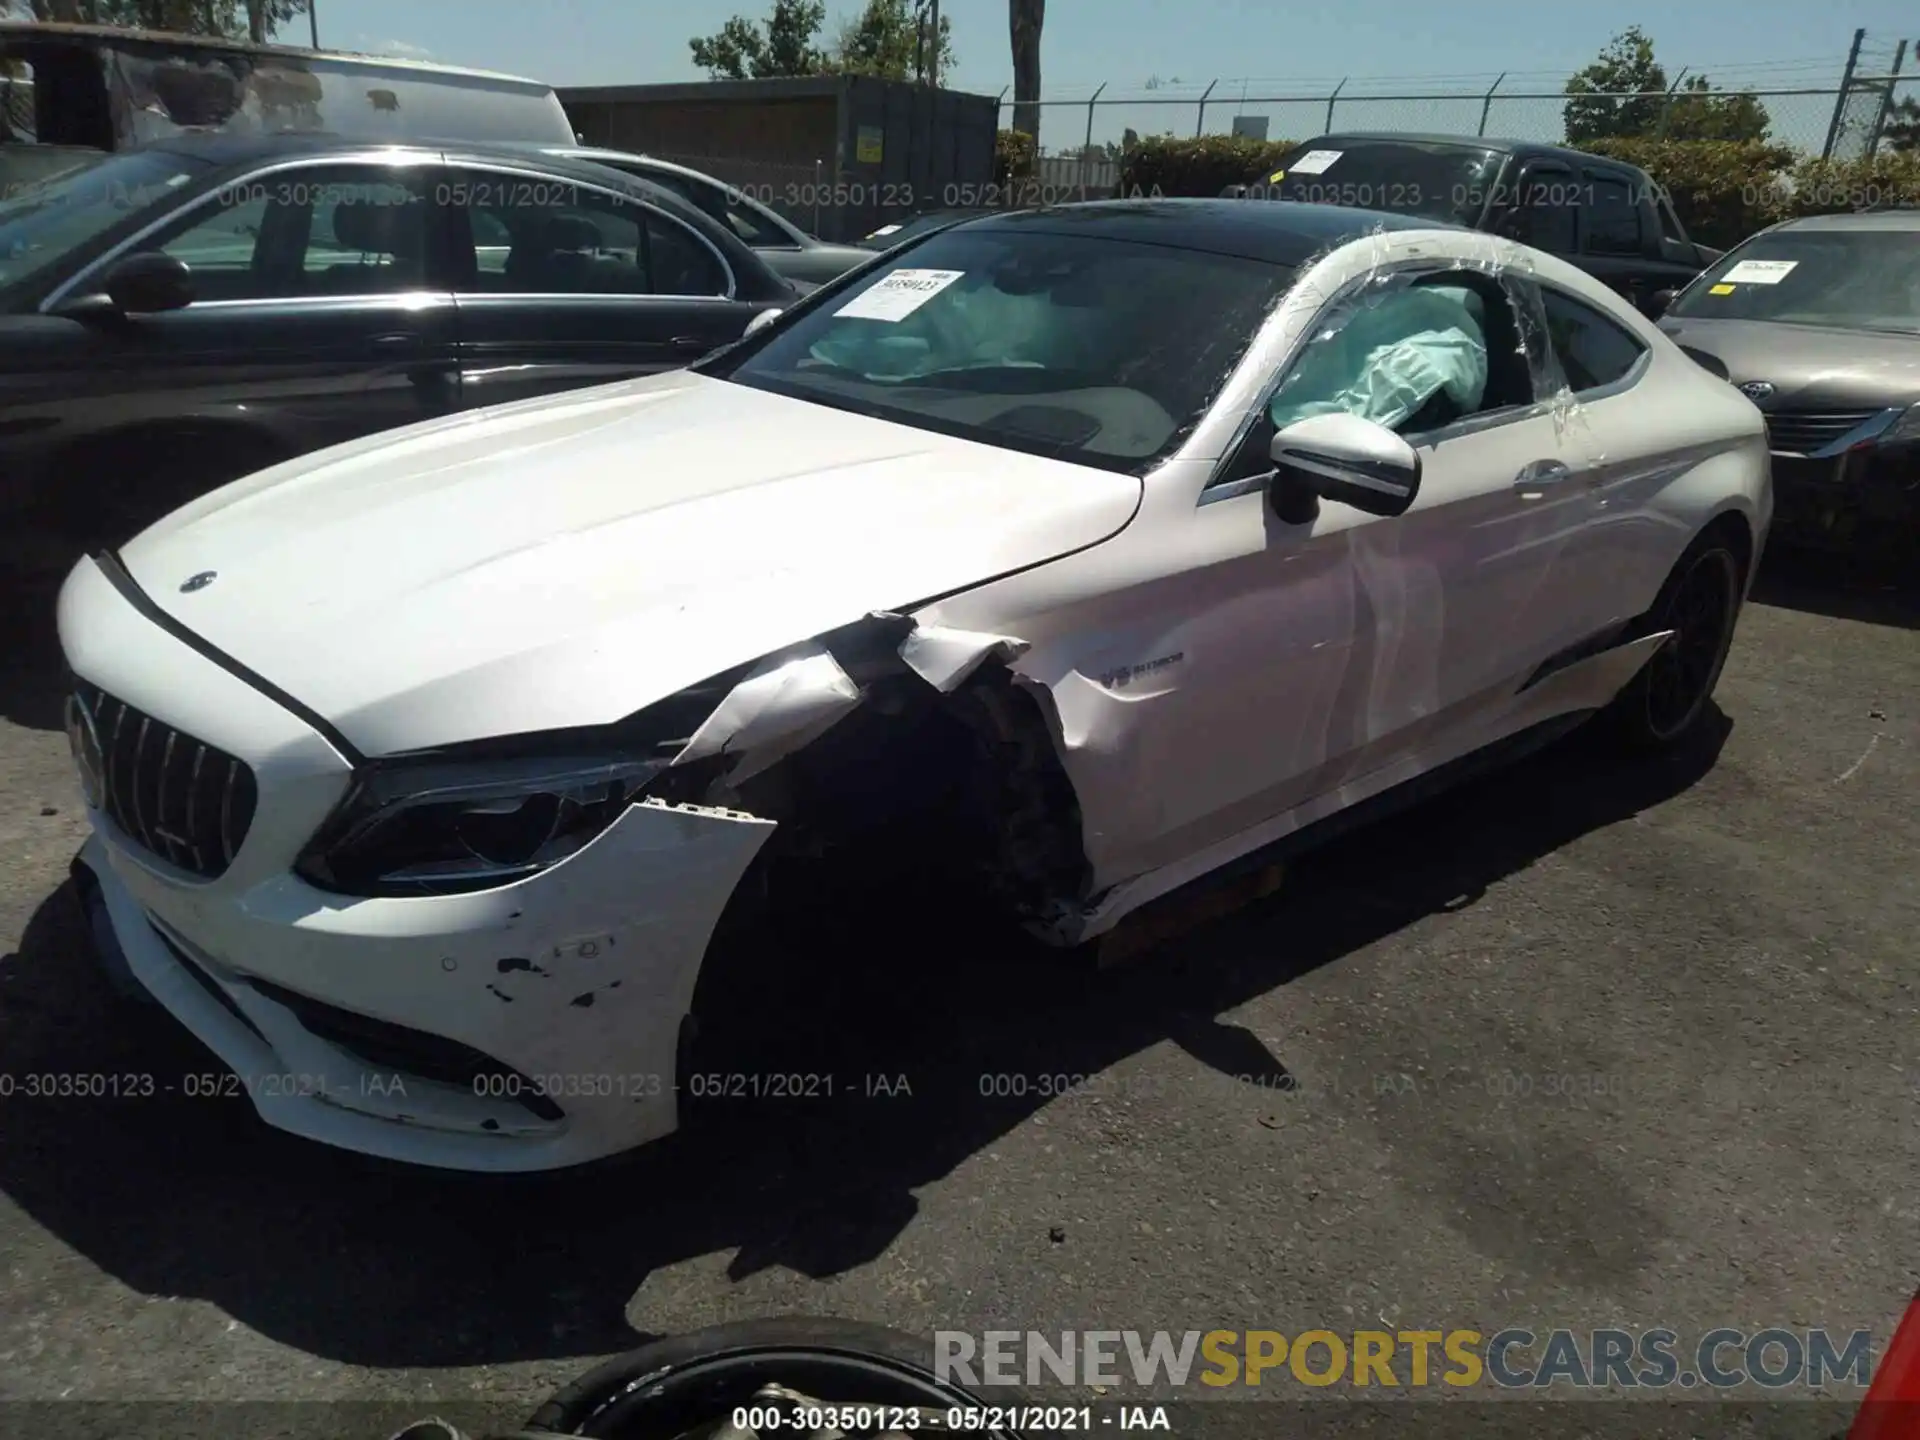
(1768, 446, 1920, 543)
(58, 555, 774, 1172)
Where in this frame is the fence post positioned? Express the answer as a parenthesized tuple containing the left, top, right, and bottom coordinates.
(1823, 27, 1866, 160)
(1324, 78, 1347, 133)
(1654, 67, 1687, 139)
(1083, 81, 1105, 197)
(1476, 72, 1504, 136)
(1866, 39, 1908, 156)
(1194, 79, 1217, 138)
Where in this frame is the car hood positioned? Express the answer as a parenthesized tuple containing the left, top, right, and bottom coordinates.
(1658, 315, 1920, 408)
(117, 371, 1142, 757)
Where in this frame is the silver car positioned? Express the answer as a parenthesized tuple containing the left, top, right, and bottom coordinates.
(1658, 210, 1920, 550)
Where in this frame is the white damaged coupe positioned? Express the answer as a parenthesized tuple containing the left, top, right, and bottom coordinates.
(59, 200, 1771, 1171)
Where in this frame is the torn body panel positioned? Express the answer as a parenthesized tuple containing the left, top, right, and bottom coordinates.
(1032, 626, 1677, 947)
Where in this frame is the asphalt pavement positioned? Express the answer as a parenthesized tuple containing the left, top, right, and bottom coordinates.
(0, 543, 1913, 1439)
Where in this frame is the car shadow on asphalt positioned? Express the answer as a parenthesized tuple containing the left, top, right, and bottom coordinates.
(0, 710, 1729, 1369)
(0, 558, 70, 734)
(1750, 542, 1918, 631)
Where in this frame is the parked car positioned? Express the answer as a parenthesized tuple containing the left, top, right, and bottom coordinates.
(520, 146, 877, 286)
(0, 131, 793, 554)
(1655, 210, 1920, 550)
(1227, 132, 1721, 317)
(857, 208, 994, 249)
(1, 18, 575, 200)
(60, 199, 1767, 1171)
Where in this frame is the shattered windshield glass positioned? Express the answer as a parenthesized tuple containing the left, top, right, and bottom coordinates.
(1667, 226, 1920, 332)
(716, 227, 1298, 473)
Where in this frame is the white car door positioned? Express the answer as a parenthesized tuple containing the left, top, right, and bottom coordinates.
(1115, 263, 1608, 866)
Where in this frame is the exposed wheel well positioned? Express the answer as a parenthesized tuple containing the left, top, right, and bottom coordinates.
(679, 658, 1091, 1076)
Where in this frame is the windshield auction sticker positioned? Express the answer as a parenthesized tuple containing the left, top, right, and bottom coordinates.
(1287, 150, 1344, 175)
(835, 268, 965, 322)
(1719, 259, 1798, 285)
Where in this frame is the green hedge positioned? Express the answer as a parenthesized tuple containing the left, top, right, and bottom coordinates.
(1120, 134, 1295, 199)
(1117, 133, 1920, 251)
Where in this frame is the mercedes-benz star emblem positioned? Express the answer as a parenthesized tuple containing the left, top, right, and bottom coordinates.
(64, 691, 106, 811)
(1737, 381, 1775, 402)
(180, 571, 216, 593)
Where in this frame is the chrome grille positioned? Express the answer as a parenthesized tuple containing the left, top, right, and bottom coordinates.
(75, 683, 257, 878)
(1763, 409, 1882, 456)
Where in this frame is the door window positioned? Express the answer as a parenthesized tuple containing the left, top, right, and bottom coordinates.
(645, 168, 792, 248)
(1507, 165, 1576, 253)
(1539, 287, 1647, 392)
(1267, 273, 1534, 439)
(149, 166, 429, 302)
(447, 173, 731, 298)
(1584, 175, 1643, 256)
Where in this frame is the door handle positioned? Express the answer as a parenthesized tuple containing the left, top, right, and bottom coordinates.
(669, 335, 711, 352)
(1514, 459, 1574, 490)
(373, 332, 423, 351)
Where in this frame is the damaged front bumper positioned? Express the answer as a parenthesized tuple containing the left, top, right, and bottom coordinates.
(59, 555, 783, 1171)
(76, 798, 772, 1172)
(58, 554, 1042, 1171)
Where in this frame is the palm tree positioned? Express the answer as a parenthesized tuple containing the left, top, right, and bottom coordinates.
(1008, 0, 1043, 147)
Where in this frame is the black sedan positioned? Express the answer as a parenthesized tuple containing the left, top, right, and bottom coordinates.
(0, 133, 795, 555)
(525, 146, 878, 286)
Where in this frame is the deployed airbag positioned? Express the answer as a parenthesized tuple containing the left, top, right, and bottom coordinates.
(1269, 286, 1489, 433)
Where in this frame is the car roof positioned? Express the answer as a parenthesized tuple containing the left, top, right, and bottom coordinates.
(1306, 132, 1646, 172)
(125, 132, 716, 215)
(108, 132, 785, 291)
(124, 130, 632, 176)
(524, 146, 711, 181)
(951, 198, 1458, 266)
(1771, 209, 1920, 232)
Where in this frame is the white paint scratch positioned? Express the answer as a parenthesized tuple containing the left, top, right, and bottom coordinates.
(1836, 733, 1880, 784)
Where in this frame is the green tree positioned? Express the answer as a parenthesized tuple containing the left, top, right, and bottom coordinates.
(689, 0, 828, 79)
(1883, 95, 1920, 152)
(832, 0, 953, 82)
(690, 0, 958, 83)
(1564, 26, 1769, 144)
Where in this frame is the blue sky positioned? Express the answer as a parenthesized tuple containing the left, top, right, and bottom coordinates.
(306, 0, 1917, 149)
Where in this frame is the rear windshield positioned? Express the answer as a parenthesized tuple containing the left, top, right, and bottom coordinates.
(713, 225, 1297, 472)
(1667, 227, 1920, 332)
(1245, 139, 1503, 226)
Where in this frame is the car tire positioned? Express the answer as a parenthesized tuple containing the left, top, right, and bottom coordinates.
(1603, 524, 1747, 751)
(523, 1317, 1036, 1437)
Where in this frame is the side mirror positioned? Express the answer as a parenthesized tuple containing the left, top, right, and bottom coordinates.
(1647, 287, 1680, 318)
(744, 307, 782, 336)
(99, 252, 197, 316)
(1268, 412, 1422, 520)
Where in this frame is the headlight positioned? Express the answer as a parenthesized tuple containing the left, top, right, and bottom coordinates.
(294, 754, 670, 896)
(1877, 400, 1920, 446)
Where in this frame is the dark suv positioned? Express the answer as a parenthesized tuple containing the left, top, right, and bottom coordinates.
(1228, 132, 1721, 317)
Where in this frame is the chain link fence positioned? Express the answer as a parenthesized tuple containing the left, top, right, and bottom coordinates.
(1006, 58, 1920, 186)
